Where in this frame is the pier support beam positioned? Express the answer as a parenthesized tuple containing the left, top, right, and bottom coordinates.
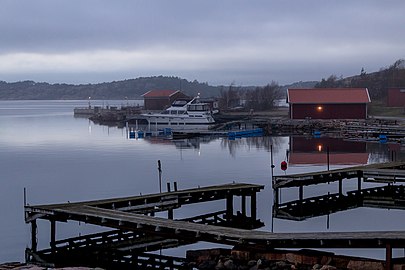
(251, 193, 257, 220)
(338, 179, 343, 195)
(226, 194, 233, 222)
(357, 171, 362, 191)
(31, 220, 37, 252)
(274, 189, 279, 207)
(385, 243, 392, 270)
(50, 219, 56, 249)
(299, 186, 304, 201)
(241, 195, 246, 216)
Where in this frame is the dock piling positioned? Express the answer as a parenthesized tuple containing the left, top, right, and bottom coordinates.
(226, 194, 233, 222)
(31, 220, 37, 252)
(50, 220, 56, 251)
(251, 193, 257, 220)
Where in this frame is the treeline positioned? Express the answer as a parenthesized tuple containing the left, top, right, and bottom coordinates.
(218, 81, 284, 111)
(315, 59, 405, 101)
(0, 76, 220, 100)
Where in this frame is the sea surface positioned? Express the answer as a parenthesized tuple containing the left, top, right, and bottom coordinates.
(0, 100, 404, 263)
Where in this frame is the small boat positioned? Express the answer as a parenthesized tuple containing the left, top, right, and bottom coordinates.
(139, 96, 215, 130)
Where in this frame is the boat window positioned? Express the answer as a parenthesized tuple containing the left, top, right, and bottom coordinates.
(170, 110, 177, 115)
(188, 104, 209, 111)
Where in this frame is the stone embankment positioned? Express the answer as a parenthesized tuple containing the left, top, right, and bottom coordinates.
(186, 248, 405, 270)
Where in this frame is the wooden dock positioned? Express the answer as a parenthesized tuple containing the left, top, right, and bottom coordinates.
(273, 161, 405, 189)
(25, 181, 405, 270)
(274, 185, 405, 221)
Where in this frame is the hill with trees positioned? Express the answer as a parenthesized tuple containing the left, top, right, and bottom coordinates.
(315, 59, 405, 101)
(1, 59, 403, 103)
(0, 76, 220, 100)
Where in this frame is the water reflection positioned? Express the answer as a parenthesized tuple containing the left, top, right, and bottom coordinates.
(287, 137, 369, 166)
(1, 100, 404, 262)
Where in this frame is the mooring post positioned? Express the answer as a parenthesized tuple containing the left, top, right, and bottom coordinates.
(31, 220, 37, 252)
(251, 193, 257, 221)
(241, 194, 246, 216)
(226, 194, 233, 222)
(174, 181, 178, 192)
(157, 160, 162, 193)
(386, 243, 392, 270)
(167, 182, 171, 192)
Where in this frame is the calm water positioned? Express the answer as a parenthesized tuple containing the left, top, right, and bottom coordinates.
(0, 100, 403, 263)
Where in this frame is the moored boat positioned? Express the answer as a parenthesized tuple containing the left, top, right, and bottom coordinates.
(137, 96, 215, 130)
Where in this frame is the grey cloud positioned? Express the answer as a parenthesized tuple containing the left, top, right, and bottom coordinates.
(0, 0, 404, 85)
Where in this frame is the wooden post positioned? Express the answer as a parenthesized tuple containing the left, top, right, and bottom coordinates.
(386, 243, 392, 270)
(167, 182, 171, 192)
(241, 194, 246, 216)
(226, 194, 233, 222)
(299, 186, 303, 201)
(338, 179, 343, 195)
(157, 160, 162, 193)
(251, 193, 257, 221)
(357, 171, 362, 191)
(50, 220, 56, 250)
(31, 220, 37, 252)
(174, 182, 178, 192)
(274, 188, 279, 206)
(168, 209, 173, 220)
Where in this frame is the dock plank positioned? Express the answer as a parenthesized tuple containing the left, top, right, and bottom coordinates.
(41, 204, 405, 249)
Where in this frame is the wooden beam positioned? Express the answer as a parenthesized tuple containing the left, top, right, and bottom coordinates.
(31, 220, 37, 252)
(386, 243, 392, 270)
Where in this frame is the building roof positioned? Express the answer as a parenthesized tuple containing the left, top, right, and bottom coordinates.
(287, 88, 371, 104)
(142, 90, 179, 98)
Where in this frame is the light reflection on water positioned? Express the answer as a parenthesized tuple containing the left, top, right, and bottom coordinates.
(0, 100, 402, 262)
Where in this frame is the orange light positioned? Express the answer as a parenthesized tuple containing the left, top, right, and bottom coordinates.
(317, 106, 323, 111)
(317, 144, 323, 152)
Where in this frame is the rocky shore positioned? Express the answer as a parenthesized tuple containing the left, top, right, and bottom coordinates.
(186, 248, 405, 270)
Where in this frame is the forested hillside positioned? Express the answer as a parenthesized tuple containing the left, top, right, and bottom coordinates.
(315, 59, 405, 101)
(0, 76, 221, 100)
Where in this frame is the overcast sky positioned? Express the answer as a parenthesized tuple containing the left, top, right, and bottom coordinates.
(0, 0, 404, 86)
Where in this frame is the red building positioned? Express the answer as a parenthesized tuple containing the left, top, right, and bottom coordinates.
(142, 90, 189, 110)
(287, 88, 371, 119)
(387, 88, 405, 107)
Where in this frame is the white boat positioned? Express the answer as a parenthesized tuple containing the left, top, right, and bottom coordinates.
(139, 96, 215, 130)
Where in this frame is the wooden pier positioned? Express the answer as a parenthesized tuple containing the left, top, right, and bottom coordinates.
(25, 183, 264, 269)
(274, 184, 405, 221)
(25, 180, 405, 270)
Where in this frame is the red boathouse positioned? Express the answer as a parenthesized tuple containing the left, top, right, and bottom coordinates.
(142, 90, 189, 110)
(387, 87, 405, 107)
(287, 88, 371, 119)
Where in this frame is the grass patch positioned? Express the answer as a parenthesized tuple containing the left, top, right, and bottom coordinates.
(369, 102, 404, 117)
